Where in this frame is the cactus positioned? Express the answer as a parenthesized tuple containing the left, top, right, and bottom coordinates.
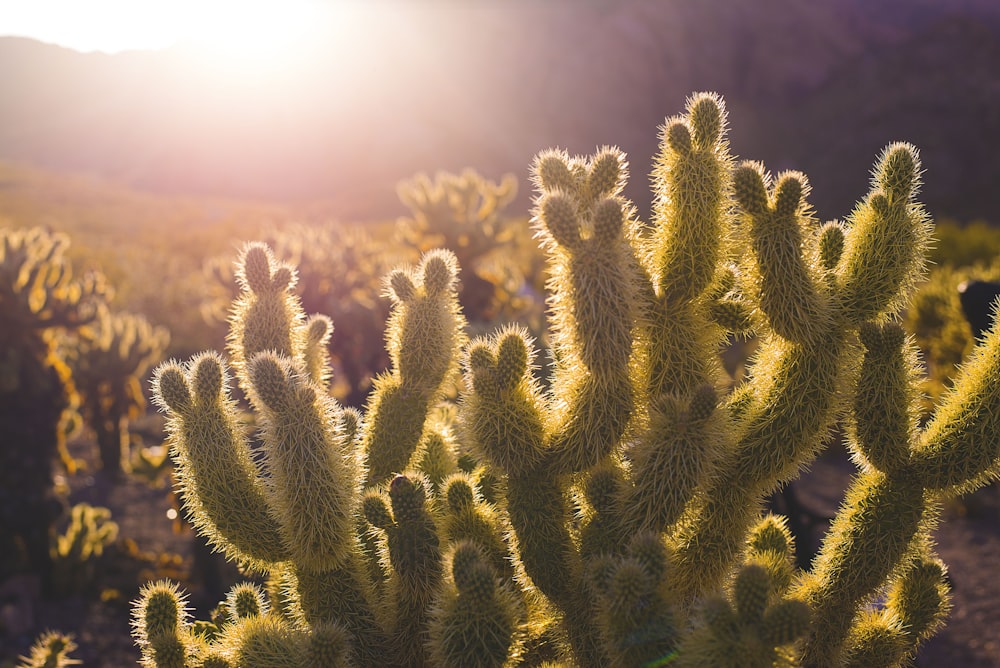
(202, 222, 408, 408)
(0, 226, 108, 589)
(16, 630, 80, 668)
(60, 310, 170, 476)
(135, 93, 1000, 667)
(49, 502, 119, 596)
(397, 169, 545, 332)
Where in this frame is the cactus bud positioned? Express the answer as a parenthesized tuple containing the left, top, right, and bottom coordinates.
(688, 384, 718, 424)
(445, 475, 476, 512)
(627, 532, 670, 584)
(819, 221, 845, 271)
(271, 266, 294, 292)
(665, 120, 692, 155)
(155, 364, 191, 414)
(422, 250, 456, 297)
(540, 192, 581, 249)
(495, 331, 528, 391)
(192, 353, 224, 401)
(132, 580, 188, 645)
(689, 93, 724, 149)
(388, 270, 416, 303)
(363, 492, 393, 530)
(389, 474, 425, 522)
(734, 162, 769, 215)
(248, 353, 291, 412)
(774, 173, 805, 218)
(226, 583, 268, 620)
(242, 244, 273, 294)
(305, 315, 331, 346)
(588, 148, 625, 198)
(536, 151, 575, 193)
(734, 563, 771, 622)
(875, 142, 919, 201)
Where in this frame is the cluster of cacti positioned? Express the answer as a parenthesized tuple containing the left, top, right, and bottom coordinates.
(134, 93, 1000, 667)
(59, 311, 170, 476)
(201, 222, 409, 408)
(49, 502, 119, 595)
(15, 630, 80, 668)
(397, 169, 545, 330)
(0, 226, 108, 589)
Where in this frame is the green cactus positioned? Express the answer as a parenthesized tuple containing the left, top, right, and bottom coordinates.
(0, 226, 108, 589)
(134, 93, 1000, 667)
(397, 169, 546, 333)
(60, 310, 170, 476)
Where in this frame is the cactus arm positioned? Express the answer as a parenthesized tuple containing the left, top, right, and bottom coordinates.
(153, 355, 288, 568)
(226, 243, 305, 392)
(532, 148, 640, 474)
(247, 353, 359, 573)
(428, 542, 519, 668)
(362, 251, 466, 487)
(797, 469, 926, 666)
(734, 164, 832, 345)
(911, 317, 1000, 493)
(132, 580, 193, 668)
(837, 143, 932, 325)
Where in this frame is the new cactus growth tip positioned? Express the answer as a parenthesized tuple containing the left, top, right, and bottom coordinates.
(136, 93, 1000, 667)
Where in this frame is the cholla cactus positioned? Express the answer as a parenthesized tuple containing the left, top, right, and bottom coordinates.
(397, 169, 544, 329)
(0, 226, 107, 589)
(136, 94, 1000, 667)
(60, 311, 170, 476)
(16, 630, 80, 668)
(202, 222, 409, 408)
(50, 502, 119, 595)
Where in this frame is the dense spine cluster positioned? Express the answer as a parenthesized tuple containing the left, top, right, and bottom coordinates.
(135, 94, 1000, 667)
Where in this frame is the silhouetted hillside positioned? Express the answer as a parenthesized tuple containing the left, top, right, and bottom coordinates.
(2, 0, 999, 222)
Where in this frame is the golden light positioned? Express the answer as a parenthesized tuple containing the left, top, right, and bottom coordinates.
(179, 1, 335, 74)
(2, 1, 364, 76)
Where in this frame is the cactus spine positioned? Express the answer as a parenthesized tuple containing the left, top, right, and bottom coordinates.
(136, 93, 1000, 667)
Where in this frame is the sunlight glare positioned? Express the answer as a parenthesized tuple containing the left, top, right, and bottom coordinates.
(182, 1, 331, 71)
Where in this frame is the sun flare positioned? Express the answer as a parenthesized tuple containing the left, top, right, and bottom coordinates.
(1, 1, 359, 71)
(182, 1, 330, 68)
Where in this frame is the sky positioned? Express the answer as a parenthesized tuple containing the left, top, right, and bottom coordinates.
(0, 0, 344, 56)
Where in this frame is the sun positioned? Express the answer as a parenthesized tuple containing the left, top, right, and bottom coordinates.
(1, 1, 354, 74)
(182, 1, 329, 67)
(167, 0, 345, 80)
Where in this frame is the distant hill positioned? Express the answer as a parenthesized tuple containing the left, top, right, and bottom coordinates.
(2, 0, 1000, 222)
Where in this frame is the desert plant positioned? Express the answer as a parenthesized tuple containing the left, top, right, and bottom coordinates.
(49, 502, 119, 596)
(134, 94, 1000, 667)
(59, 311, 170, 477)
(202, 222, 409, 408)
(0, 226, 107, 590)
(397, 169, 545, 332)
(15, 630, 80, 668)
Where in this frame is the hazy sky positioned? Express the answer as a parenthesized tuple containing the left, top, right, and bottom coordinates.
(0, 0, 338, 54)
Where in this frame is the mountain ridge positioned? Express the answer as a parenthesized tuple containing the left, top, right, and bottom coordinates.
(3, 0, 999, 222)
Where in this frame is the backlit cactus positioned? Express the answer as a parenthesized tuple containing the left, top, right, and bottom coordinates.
(135, 93, 1000, 667)
(16, 630, 80, 668)
(397, 168, 545, 332)
(60, 310, 170, 476)
(0, 226, 108, 589)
